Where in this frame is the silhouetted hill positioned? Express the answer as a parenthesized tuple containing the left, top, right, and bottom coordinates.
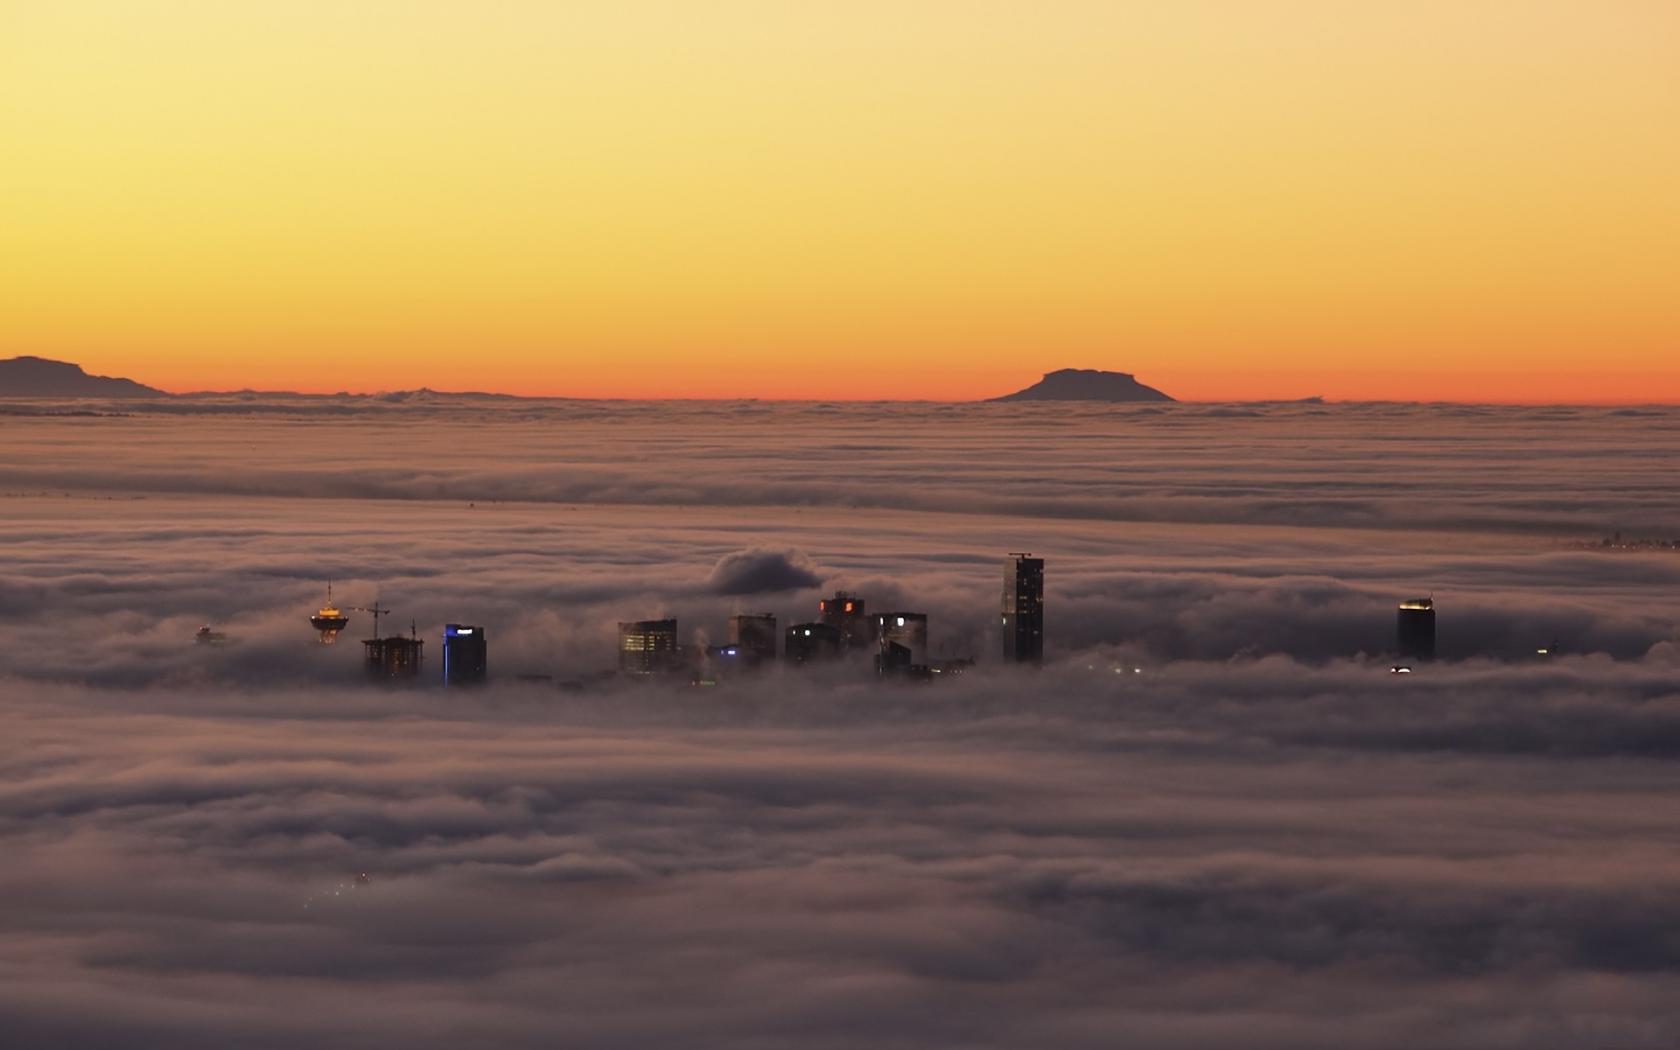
(989, 369, 1174, 403)
(0, 357, 163, 398)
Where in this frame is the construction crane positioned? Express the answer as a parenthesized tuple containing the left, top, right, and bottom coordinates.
(351, 601, 392, 639)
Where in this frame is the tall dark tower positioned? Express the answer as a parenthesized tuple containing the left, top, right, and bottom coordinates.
(1002, 553, 1044, 663)
(442, 624, 488, 685)
(1397, 598, 1436, 661)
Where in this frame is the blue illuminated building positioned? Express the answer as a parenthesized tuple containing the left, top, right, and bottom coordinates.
(443, 623, 488, 685)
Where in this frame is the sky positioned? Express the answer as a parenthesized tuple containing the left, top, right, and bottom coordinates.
(4, 401, 1680, 1045)
(3, 1, 1679, 400)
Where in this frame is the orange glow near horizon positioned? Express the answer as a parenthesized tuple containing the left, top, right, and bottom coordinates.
(3, 2, 1678, 403)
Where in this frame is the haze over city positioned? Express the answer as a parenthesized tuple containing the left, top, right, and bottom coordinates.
(4, 4, 1680, 1049)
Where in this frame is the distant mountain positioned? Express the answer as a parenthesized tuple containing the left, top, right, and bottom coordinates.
(989, 368, 1174, 403)
(0, 357, 164, 398)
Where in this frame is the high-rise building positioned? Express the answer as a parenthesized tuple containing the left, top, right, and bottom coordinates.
(871, 612, 928, 674)
(784, 621, 841, 663)
(1002, 553, 1044, 663)
(1397, 598, 1436, 661)
(729, 613, 777, 664)
(442, 624, 487, 685)
(619, 618, 679, 674)
(364, 633, 424, 680)
(818, 592, 870, 649)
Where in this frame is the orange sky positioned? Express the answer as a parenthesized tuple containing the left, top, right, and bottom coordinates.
(3, 1, 1678, 401)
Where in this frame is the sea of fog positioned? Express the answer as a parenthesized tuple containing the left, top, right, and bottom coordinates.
(3, 397, 1679, 1048)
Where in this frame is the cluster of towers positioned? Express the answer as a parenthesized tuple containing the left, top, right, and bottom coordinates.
(619, 553, 1046, 681)
(312, 563, 1451, 687)
(360, 621, 487, 685)
(308, 584, 489, 686)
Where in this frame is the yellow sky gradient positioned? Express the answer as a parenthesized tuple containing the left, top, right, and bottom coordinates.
(3, 1, 1677, 400)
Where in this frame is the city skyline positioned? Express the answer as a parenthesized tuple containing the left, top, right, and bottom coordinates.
(6, 6, 1679, 1045)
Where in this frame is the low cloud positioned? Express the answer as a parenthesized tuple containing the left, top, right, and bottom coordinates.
(4, 399, 1680, 1047)
(705, 547, 825, 595)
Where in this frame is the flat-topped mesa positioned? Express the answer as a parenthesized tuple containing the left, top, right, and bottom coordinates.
(988, 368, 1174, 403)
(0, 356, 163, 398)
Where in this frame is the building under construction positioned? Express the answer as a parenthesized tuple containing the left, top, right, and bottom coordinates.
(364, 629, 424, 680)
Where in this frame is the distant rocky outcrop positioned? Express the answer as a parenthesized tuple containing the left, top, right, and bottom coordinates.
(0, 357, 163, 398)
(989, 368, 1174, 403)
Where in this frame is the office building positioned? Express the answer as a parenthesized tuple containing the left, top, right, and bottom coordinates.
(442, 624, 487, 686)
(819, 592, 871, 649)
(1397, 598, 1436, 661)
(784, 621, 841, 663)
(1002, 553, 1044, 663)
(619, 618, 679, 674)
(729, 613, 777, 664)
(871, 612, 928, 674)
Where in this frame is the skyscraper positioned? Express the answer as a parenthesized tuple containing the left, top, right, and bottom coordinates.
(818, 592, 870, 649)
(729, 613, 777, 664)
(1397, 598, 1436, 661)
(442, 624, 487, 685)
(1002, 553, 1044, 663)
(619, 618, 679, 674)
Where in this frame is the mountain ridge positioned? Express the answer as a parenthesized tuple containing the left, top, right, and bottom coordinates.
(0, 356, 165, 398)
(989, 368, 1175, 403)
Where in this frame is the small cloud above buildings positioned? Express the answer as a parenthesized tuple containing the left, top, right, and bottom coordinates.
(706, 547, 824, 595)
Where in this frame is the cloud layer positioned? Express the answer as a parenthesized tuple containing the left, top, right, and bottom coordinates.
(3, 398, 1679, 1047)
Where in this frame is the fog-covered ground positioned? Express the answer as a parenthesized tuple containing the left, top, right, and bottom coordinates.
(3, 398, 1679, 1047)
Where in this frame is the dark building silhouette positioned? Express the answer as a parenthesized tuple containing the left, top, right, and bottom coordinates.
(364, 630, 424, 681)
(872, 612, 928, 675)
(877, 640, 916, 676)
(819, 592, 871, 649)
(872, 612, 928, 660)
(1002, 553, 1044, 663)
(1397, 598, 1436, 661)
(442, 624, 487, 685)
(784, 622, 841, 663)
(729, 613, 777, 664)
(619, 618, 679, 674)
